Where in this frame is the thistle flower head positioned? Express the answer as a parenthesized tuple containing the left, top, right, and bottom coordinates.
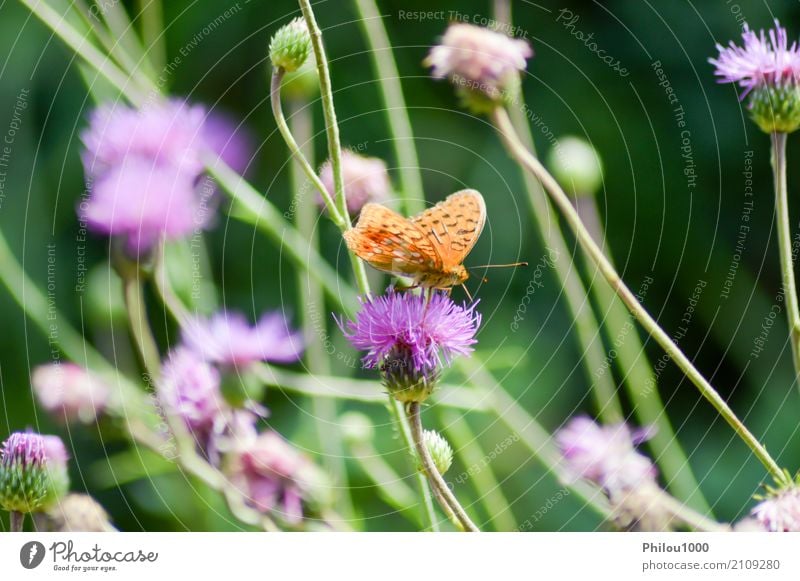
(182, 310, 304, 368)
(158, 348, 224, 440)
(426, 23, 532, 111)
(338, 290, 481, 402)
(32, 363, 109, 424)
(751, 485, 800, 532)
(270, 17, 312, 72)
(229, 431, 330, 524)
(318, 151, 391, 215)
(710, 20, 800, 132)
(556, 416, 657, 495)
(0, 432, 50, 513)
(202, 109, 255, 177)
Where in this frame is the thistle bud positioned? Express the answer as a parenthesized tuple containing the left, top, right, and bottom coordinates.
(748, 84, 800, 134)
(270, 17, 312, 73)
(418, 429, 453, 475)
(548, 137, 604, 197)
(381, 346, 438, 404)
(0, 433, 49, 513)
(281, 60, 320, 101)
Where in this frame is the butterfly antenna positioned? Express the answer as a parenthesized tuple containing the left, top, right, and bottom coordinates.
(461, 284, 474, 303)
(467, 261, 528, 269)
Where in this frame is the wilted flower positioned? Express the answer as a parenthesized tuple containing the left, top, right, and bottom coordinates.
(39, 493, 116, 532)
(228, 431, 329, 524)
(0, 432, 49, 513)
(556, 416, 657, 495)
(710, 20, 800, 132)
(426, 23, 532, 110)
(182, 310, 303, 368)
(270, 17, 312, 72)
(32, 363, 109, 423)
(158, 348, 224, 442)
(318, 150, 391, 215)
(338, 289, 481, 402)
(751, 485, 800, 531)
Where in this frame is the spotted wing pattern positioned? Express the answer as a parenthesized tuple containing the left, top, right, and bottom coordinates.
(410, 189, 486, 270)
(343, 203, 442, 278)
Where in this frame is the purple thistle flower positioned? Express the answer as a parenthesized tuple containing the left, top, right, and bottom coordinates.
(556, 416, 657, 495)
(0, 432, 49, 512)
(182, 310, 304, 368)
(158, 348, 224, 439)
(230, 431, 328, 524)
(751, 486, 800, 532)
(710, 20, 800, 99)
(202, 108, 255, 177)
(339, 289, 481, 373)
(32, 363, 109, 424)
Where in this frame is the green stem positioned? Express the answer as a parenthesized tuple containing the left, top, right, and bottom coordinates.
(271, 68, 346, 227)
(492, 106, 787, 485)
(352, 0, 425, 215)
(289, 99, 354, 521)
(19, 0, 149, 105)
(121, 272, 161, 378)
(577, 199, 710, 513)
(442, 410, 517, 531)
(771, 131, 800, 388)
(9, 511, 24, 532)
(407, 402, 479, 531)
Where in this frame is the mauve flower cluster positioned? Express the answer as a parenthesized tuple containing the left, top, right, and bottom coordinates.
(710, 20, 800, 99)
(32, 363, 110, 424)
(427, 23, 532, 102)
(318, 150, 391, 215)
(80, 100, 253, 256)
(339, 289, 481, 402)
(750, 486, 800, 532)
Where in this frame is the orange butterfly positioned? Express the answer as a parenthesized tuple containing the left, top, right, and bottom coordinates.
(344, 189, 488, 292)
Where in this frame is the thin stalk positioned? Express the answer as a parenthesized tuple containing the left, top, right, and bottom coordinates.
(137, 0, 166, 73)
(121, 274, 161, 378)
(442, 410, 517, 531)
(9, 511, 24, 532)
(271, 69, 346, 227)
(352, 0, 425, 215)
(492, 106, 787, 485)
(577, 199, 710, 513)
(407, 402, 479, 531)
(19, 0, 149, 105)
(289, 99, 354, 521)
(294, 0, 439, 530)
(771, 131, 800, 388)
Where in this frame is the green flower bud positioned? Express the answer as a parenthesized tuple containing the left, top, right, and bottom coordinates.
(748, 84, 800, 134)
(418, 429, 453, 475)
(381, 347, 438, 404)
(548, 136, 604, 197)
(340, 412, 374, 444)
(0, 433, 50, 513)
(281, 59, 320, 101)
(270, 17, 312, 73)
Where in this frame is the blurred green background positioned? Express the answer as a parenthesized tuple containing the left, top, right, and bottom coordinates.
(1, 0, 799, 531)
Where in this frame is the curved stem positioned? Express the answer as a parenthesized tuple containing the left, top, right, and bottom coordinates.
(122, 273, 161, 378)
(771, 131, 800, 388)
(271, 68, 345, 227)
(492, 106, 787, 485)
(352, 0, 425, 215)
(407, 402, 479, 532)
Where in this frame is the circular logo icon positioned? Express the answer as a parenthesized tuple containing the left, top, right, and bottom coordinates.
(20, 541, 46, 569)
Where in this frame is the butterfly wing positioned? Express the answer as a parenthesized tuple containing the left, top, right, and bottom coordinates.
(410, 189, 486, 269)
(343, 203, 443, 277)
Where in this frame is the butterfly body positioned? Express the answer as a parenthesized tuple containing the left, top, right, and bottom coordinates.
(343, 189, 486, 290)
